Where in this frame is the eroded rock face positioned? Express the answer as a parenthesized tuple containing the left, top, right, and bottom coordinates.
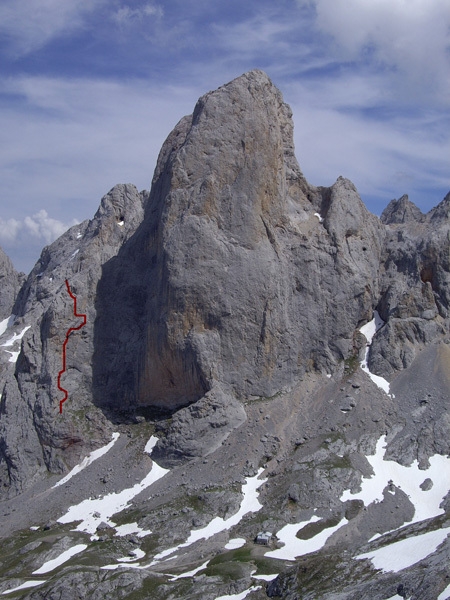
(92, 70, 384, 420)
(0, 247, 24, 321)
(1, 69, 450, 498)
(373, 192, 450, 376)
(0, 184, 147, 497)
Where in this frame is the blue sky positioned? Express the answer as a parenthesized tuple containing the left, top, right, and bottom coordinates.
(0, 0, 449, 273)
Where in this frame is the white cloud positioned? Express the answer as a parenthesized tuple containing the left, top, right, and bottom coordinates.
(307, 0, 450, 104)
(285, 74, 450, 209)
(0, 211, 78, 247)
(24, 210, 79, 244)
(0, 218, 22, 244)
(213, 15, 295, 55)
(0, 0, 105, 56)
(112, 3, 163, 26)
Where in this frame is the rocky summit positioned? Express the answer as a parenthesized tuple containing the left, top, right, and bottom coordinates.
(0, 70, 449, 600)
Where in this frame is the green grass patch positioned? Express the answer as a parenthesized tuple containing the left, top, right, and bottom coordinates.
(343, 355, 359, 376)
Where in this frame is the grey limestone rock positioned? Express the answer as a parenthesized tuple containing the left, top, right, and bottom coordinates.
(1, 69, 450, 512)
(0, 246, 24, 320)
(0, 184, 147, 497)
(372, 192, 450, 376)
(92, 70, 384, 428)
(152, 384, 247, 467)
(381, 194, 426, 225)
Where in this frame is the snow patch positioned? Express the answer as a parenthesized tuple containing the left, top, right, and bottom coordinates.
(314, 212, 324, 223)
(53, 433, 120, 488)
(225, 538, 246, 550)
(32, 544, 87, 574)
(2, 581, 47, 595)
(0, 315, 15, 337)
(356, 527, 450, 573)
(183, 469, 266, 545)
(252, 573, 278, 581)
(150, 469, 267, 564)
(340, 436, 450, 524)
(114, 522, 152, 538)
(1, 325, 31, 347)
(4, 350, 20, 363)
(58, 461, 169, 534)
(359, 311, 391, 395)
(144, 435, 159, 455)
(70, 249, 79, 259)
(266, 515, 348, 561)
(105, 470, 267, 572)
(214, 586, 261, 600)
(438, 583, 450, 600)
(118, 549, 146, 562)
(1, 324, 30, 362)
(168, 560, 210, 581)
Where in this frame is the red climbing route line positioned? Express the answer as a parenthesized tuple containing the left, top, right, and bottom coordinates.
(57, 279, 87, 414)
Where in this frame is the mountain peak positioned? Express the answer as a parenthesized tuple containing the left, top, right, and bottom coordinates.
(380, 194, 425, 224)
(0, 73, 450, 600)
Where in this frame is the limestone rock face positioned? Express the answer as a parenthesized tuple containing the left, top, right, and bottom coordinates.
(1, 69, 450, 497)
(92, 70, 384, 424)
(0, 247, 24, 320)
(1, 70, 450, 600)
(0, 184, 147, 497)
(373, 192, 450, 375)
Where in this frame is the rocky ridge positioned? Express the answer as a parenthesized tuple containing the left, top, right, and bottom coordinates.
(0, 246, 25, 320)
(0, 70, 449, 600)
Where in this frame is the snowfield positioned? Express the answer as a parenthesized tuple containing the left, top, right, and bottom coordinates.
(114, 522, 152, 538)
(101, 469, 267, 571)
(151, 468, 267, 563)
(168, 560, 210, 581)
(266, 515, 348, 561)
(340, 436, 450, 524)
(438, 583, 450, 600)
(58, 460, 169, 534)
(357, 527, 450, 572)
(1, 325, 31, 347)
(214, 586, 261, 600)
(1, 323, 31, 363)
(144, 435, 159, 454)
(225, 538, 246, 550)
(2, 581, 47, 595)
(32, 544, 87, 575)
(0, 315, 14, 337)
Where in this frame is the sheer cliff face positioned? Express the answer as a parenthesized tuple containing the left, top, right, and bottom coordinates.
(93, 70, 385, 412)
(0, 69, 449, 497)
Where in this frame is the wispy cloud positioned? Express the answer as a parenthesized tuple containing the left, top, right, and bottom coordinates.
(111, 2, 163, 26)
(0, 74, 199, 272)
(285, 71, 450, 205)
(302, 0, 450, 106)
(0, 0, 106, 56)
(0, 1, 449, 272)
(0, 209, 80, 272)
